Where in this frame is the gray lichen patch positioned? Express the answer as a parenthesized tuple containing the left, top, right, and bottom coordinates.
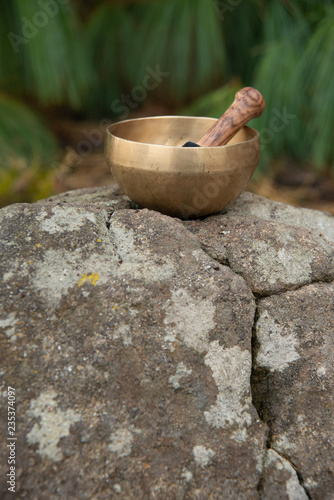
(163, 288, 216, 353)
(26, 390, 81, 461)
(113, 323, 133, 346)
(31, 247, 118, 306)
(181, 467, 193, 482)
(261, 448, 308, 500)
(108, 427, 134, 458)
(204, 341, 253, 432)
(251, 239, 314, 288)
(168, 362, 192, 389)
(2, 258, 20, 283)
(35, 205, 97, 234)
(193, 445, 215, 467)
(108, 218, 176, 283)
(255, 309, 301, 372)
(0, 311, 19, 341)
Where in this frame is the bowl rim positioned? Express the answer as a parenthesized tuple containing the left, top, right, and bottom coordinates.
(106, 115, 259, 149)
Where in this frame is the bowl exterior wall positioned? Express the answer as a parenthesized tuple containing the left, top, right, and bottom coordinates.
(105, 116, 260, 218)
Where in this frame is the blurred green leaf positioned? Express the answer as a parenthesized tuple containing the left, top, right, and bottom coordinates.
(125, 0, 226, 103)
(0, 92, 59, 206)
(0, 92, 58, 167)
(252, 2, 307, 168)
(1, 0, 334, 186)
(1, 0, 93, 108)
(296, 7, 334, 168)
(182, 81, 240, 118)
(85, 3, 132, 117)
(222, 1, 263, 83)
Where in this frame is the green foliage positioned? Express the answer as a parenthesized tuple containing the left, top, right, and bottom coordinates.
(182, 81, 241, 118)
(0, 93, 58, 167)
(125, 0, 226, 103)
(1, 0, 93, 107)
(1, 0, 334, 198)
(252, 1, 334, 169)
(0, 0, 91, 205)
(296, 7, 334, 167)
(252, 2, 309, 164)
(0, 93, 59, 206)
(86, 0, 226, 115)
(222, 1, 263, 83)
(85, 3, 131, 117)
(0, 162, 55, 207)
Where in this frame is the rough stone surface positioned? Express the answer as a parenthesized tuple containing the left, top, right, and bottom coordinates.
(260, 449, 308, 500)
(252, 283, 334, 500)
(229, 191, 334, 244)
(184, 198, 334, 297)
(0, 185, 333, 499)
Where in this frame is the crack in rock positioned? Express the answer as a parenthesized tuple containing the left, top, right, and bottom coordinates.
(260, 447, 310, 499)
(1, 189, 333, 499)
(251, 281, 334, 499)
(250, 305, 311, 499)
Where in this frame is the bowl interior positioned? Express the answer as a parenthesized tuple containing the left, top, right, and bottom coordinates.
(107, 115, 255, 149)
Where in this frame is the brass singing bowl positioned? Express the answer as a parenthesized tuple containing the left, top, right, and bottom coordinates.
(105, 116, 260, 219)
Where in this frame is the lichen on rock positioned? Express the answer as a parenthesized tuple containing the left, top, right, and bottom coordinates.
(0, 185, 333, 499)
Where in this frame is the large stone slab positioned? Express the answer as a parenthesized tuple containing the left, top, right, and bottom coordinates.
(0, 197, 267, 499)
(229, 191, 334, 243)
(260, 449, 308, 500)
(252, 283, 334, 499)
(185, 198, 334, 296)
(1, 186, 333, 499)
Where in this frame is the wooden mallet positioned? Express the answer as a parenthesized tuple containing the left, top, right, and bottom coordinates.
(183, 87, 265, 148)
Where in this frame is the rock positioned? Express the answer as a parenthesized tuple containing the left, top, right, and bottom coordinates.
(35, 184, 134, 212)
(185, 216, 334, 297)
(0, 186, 333, 499)
(0, 188, 266, 499)
(252, 283, 334, 499)
(260, 449, 308, 500)
(228, 191, 334, 244)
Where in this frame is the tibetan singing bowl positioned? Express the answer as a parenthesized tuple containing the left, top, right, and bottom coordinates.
(105, 116, 260, 219)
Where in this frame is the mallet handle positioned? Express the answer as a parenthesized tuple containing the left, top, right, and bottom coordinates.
(197, 87, 265, 147)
